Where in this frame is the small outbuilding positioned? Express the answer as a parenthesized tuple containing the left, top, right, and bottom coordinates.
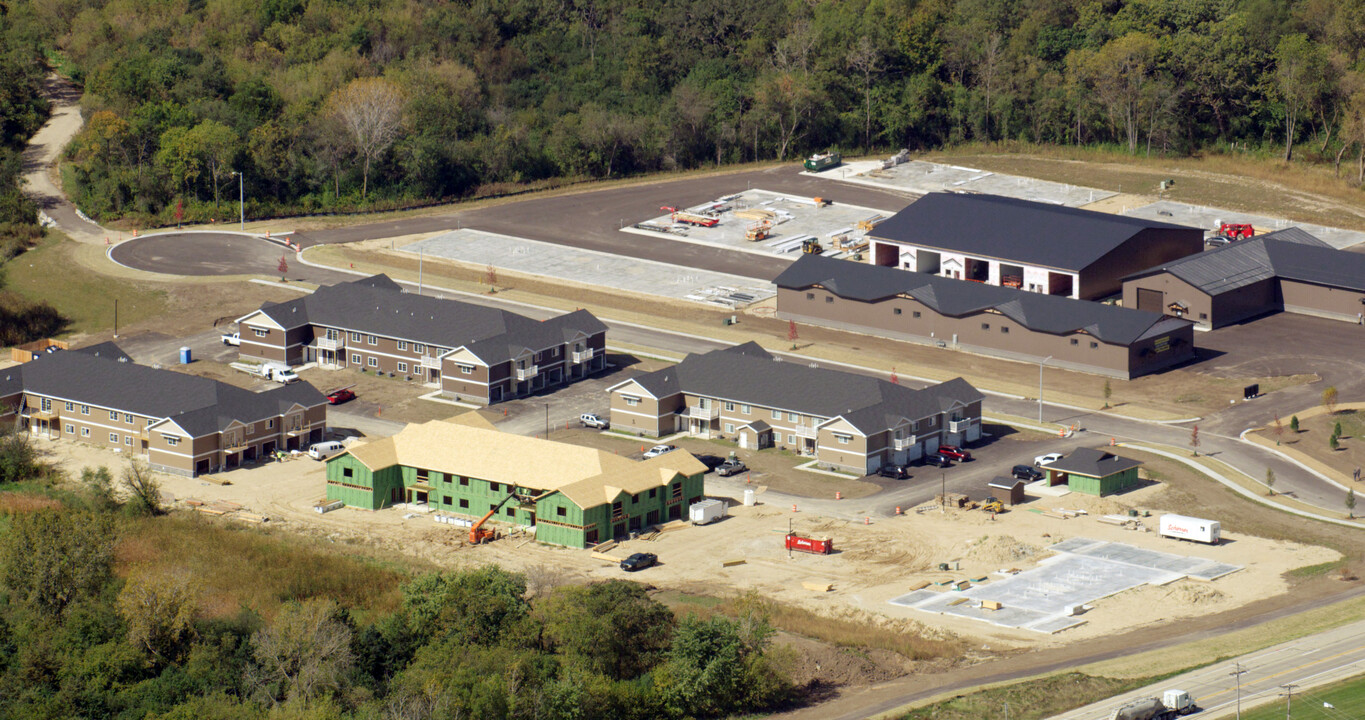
(1042, 448, 1143, 496)
(987, 478, 1027, 506)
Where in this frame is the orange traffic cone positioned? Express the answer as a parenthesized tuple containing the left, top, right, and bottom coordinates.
(791, 504, 798, 512)
(835, 491, 842, 500)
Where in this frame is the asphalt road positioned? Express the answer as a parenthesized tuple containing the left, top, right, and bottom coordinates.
(1049, 617, 1365, 720)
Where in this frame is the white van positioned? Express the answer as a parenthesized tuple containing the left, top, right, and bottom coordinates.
(308, 441, 347, 461)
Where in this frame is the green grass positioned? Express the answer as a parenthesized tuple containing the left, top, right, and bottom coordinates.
(1239, 671, 1365, 719)
(899, 673, 1152, 720)
(2, 232, 168, 335)
(1287, 559, 1349, 579)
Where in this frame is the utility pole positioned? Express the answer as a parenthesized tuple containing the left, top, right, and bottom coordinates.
(418, 247, 424, 296)
(941, 472, 946, 512)
(545, 403, 550, 440)
(1038, 355, 1053, 423)
(1280, 683, 1298, 720)
(230, 170, 244, 230)
(1230, 662, 1247, 720)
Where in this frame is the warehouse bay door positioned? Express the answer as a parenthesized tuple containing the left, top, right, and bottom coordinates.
(1136, 288, 1163, 313)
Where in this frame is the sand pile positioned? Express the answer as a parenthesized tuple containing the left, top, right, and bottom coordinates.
(964, 535, 1043, 565)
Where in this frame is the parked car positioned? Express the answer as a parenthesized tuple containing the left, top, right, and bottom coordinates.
(937, 445, 973, 462)
(620, 552, 658, 572)
(326, 388, 356, 405)
(221, 332, 240, 346)
(877, 464, 909, 480)
(580, 413, 610, 429)
(1012, 464, 1044, 482)
(1034, 452, 1063, 467)
(695, 454, 726, 472)
(716, 459, 747, 477)
(643, 444, 676, 459)
(922, 452, 952, 468)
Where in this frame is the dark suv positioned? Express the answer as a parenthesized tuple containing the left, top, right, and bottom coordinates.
(922, 452, 952, 468)
(1012, 464, 1044, 482)
(878, 464, 909, 480)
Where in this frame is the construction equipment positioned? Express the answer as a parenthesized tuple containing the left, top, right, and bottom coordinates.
(801, 238, 824, 255)
(660, 206, 719, 227)
(981, 496, 1005, 514)
(1217, 222, 1254, 239)
(1107, 690, 1196, 720)
(469, 491, 517, 544)
(745, 220, 771, 241)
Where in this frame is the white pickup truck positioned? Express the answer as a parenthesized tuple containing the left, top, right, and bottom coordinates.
(221, 332, 240, 346)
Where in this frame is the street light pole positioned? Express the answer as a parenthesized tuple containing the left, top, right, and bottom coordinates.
(1038, 355, 1053, 424)
(231, 171, 244, 230)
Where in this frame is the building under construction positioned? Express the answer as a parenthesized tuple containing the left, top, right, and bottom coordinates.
(324, 413, 706, 548)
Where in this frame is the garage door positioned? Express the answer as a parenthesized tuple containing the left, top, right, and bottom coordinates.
(1136, 288, 1164, 313)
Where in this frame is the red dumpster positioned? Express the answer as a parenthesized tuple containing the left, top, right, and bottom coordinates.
(785, 533, 834, 555)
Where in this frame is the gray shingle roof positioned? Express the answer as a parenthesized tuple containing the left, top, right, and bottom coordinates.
(774, 254, 1187, 345)
(870, 193, 1197, 271)
(17, 346, 326, 437)
(1126, 229, 1365, 295)
(255, 275, 607, 364)
(628, 342, 983, 435)
(1046, 447, 1143, 478)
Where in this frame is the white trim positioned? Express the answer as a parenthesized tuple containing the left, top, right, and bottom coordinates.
(606, 379, 659, 399)
(236, 310, 287, 330)
(443, 377, 490, 387)
(240, 337, 305, 351)
(611, 408, 663, 420)
(817, 444, 869, 456)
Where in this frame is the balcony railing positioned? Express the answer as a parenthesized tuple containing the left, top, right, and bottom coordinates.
(684, 404, 720, 420)
(572, 348, 596, 364)
(516, 365, 539, 381)
(948, 418, 971, 433)
(793, 424, 818, 439)
(316, 336, 341, 351)
(893, 435, 917, 451)
(420, 355, 441, 369)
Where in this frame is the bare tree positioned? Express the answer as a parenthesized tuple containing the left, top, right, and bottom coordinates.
(247, 598, 354, 705)
(755, 71, 819, 161)
(122, 459, 162, 515)
(846, 36, 883, 150)
(327, 77, 405, 199)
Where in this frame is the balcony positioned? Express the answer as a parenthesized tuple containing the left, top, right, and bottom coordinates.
(28, 408, 57, 421)
(893, 435, 917, 451)
(572, 348, 596, 364)
(316, 336, 341, 351)
(948, 418, 972, 433)
(515, 365, 539, 382)
(420, 355, 441, 370)
(793, 424, 818, 439)
(684, 404, 720, 420)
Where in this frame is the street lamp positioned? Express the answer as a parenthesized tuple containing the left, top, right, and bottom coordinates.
(1038, 356, 1053, 424)
(230, 170, 244, 230)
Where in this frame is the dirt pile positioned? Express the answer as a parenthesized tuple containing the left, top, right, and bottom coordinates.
(964, 535, 1044, 566)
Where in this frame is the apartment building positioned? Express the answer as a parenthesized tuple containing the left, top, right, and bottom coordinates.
(607, 343, 983, 475)
(0, 342, 328, 476)
(234, 274, 607, 405)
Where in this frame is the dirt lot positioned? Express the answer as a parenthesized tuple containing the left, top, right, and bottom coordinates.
(1249, 402, 1365, 495)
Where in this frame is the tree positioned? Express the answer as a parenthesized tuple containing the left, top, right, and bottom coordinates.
(485, 264, 497, 292)
(248, 598, 354, 705)
(278, 255, 289, 279)
(118, 565, 199, 662)
(1335, 421, 1344, 438)
(1266, 467, 1276, 495)
(1103, 380, 1113, 409)
(655, 615, 788, 717)
(1349, 488, 1357, 518)
(754, 71, 820, 161)
(1330, 433, 1340, 451)
(123, 458, 162, 515)
(1323, 386, 1340, 415)
(1189, 424, 1200, 456)
(535, 580, 674, 680)
(0, 425, 44, 483)
(787, 320, 799, 349)
(155, 126, 203, 197)
(187, 120, 238, 210)
(1274, 34, 1332, 161)
(81, 465, 119, 512)
(1075, 33, 1160, 153)
(327, 77, 405, 199)
(1, 509, 115, 615)
(1273, 414, 1285, 445)
(400, 566, 528, 646)
(846, 36, 883, 151)
(1291, 415, 1301, 433)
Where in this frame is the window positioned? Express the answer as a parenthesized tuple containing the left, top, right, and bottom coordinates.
(981, 323, 990, 330)
(267, 419, 275, 429)
(649, 488, 657, 498)
(1199, 313, 1208, 320)
(124, 413, 133, 423)
(350, 331, 361, 342)
(672, 483, 683, 499)
(631, 494, 639, 503)
(1070, 338, 1079, 345)
(110, 410, 119, 420)
(397, 362, 408, 373)
(772, 409, 781, 420)
(459, 477, 469, 486)
(81, 405, 89, 415)
(65, 401, 73, 411)
(65, 424, 73, 433)
(624, 396, 640, 407)
(146, 418, 153, 426)
(825, 296, 834, 303)
(459, 499, 468, 508)
(1090, 342, 1098, 349)
(557, 506, 567, 517)
(398, 341, 408, 350)
(490, 482, 501, 492)
(894, 308, 902, 315)
(415, 343, 425, 353)
(725, 423, 735, 433)
(913, 311, 921, 318)
(834, 433, 851, 444)
(109, 432, 118, 442)
(806, 292, 814, 299)
(125, 436, 132, 446)
(443, 496, 451, 506)
(741, 404, 751, 414)
(505, 507, 515, 517)
(343, 467, 353, 478)
(724, 402, 735, 411)
(787, 434, 796, 444)
(367, 335, 378, 345)
(367, 357, 378, 367)
(788, 412, 798, 422)
(457, 363, 474, 374)
(253, 328, 268, 337)
(163, 434, 182, 445)
(415, 469, 428, 482)
(351, 353, 362, 364)
(1001, 326, 1009, 333)
(534, 351, 543, 362)
(81, 427, 90, 437)
(246, 423, 254, 433)
(911, 420, 919, 431)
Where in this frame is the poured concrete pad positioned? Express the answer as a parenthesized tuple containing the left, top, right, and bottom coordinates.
(1121, 200, 1365, 250)
(829, 160, 1115, 208)
(405, 229, 776, 308)
(889, 538, 1242, 633)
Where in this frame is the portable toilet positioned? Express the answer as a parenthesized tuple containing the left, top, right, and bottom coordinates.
(179, 346, 192, 364)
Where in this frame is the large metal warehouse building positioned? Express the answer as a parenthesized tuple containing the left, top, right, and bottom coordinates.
(867, 192, 1204, 300)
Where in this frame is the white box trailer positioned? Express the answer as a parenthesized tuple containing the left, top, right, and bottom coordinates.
(1159, 514, 1220, 545)
(689, 499, 728, 526)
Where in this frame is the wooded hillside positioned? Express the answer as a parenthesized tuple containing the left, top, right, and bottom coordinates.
(33, 0, 1365, 224)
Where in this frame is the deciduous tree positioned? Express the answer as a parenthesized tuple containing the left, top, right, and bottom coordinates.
(1323, 386, 1340, 415)
(327, 77, 404, 199)
(1, 508, 115, 615)
(247, 598, 354, 705)
(118, 565, 199, 662)
(123, 458, 162, 515)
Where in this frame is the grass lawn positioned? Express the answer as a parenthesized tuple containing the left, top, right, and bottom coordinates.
(898, 672, 1151, 720)
(2, 232, 168, 336)
(1239, 671, 1365, 719)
